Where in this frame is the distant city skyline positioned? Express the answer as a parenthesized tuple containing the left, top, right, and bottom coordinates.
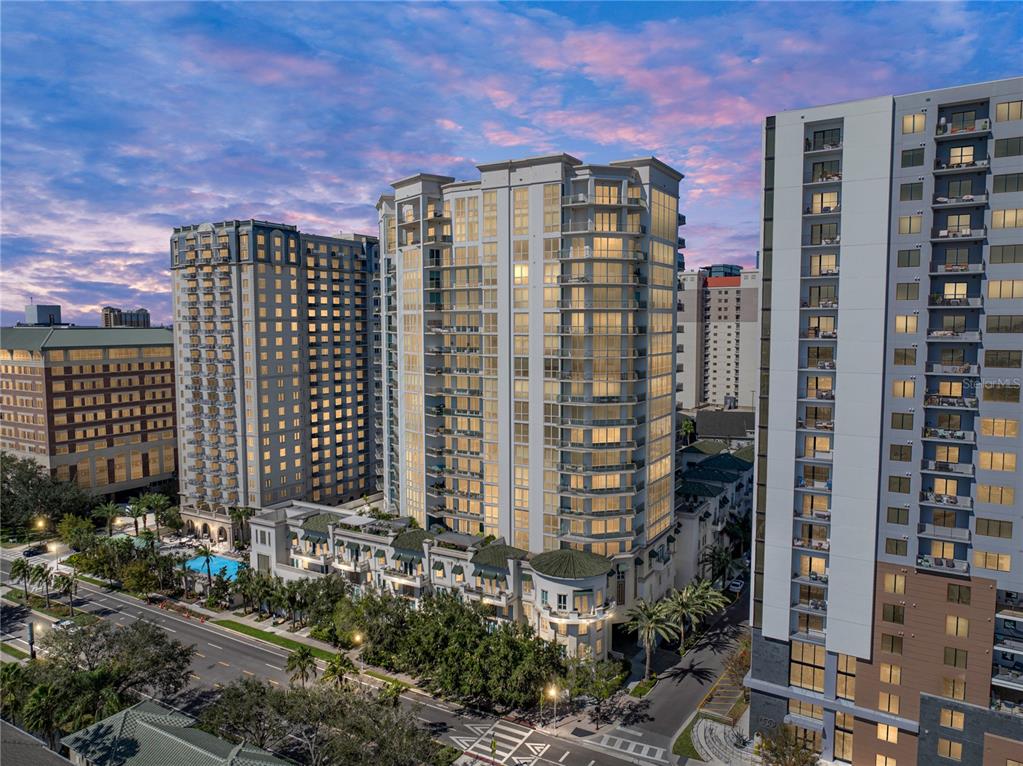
(2, 1, 1019, 325)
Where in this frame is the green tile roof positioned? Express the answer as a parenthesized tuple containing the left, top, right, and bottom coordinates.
(529, 548, 613, 579)
(391, 528, 432, 552)
(700, 452, 753, 471)
(471, 543, 529, 570)
(677, 480, 725, 498)
(60, 700, 290, 766)
(0, 326, 173, 351)
(733, 445, 755, 463)
(300, 512, 338, 537)
(684, 465, 744, 484)
(682, 439, 729, 455)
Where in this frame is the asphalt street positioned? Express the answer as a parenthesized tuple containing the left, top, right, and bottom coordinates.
(0, 550, 664, 766)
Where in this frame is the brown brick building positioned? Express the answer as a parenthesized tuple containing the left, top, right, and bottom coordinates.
(0, 326, 177, 495)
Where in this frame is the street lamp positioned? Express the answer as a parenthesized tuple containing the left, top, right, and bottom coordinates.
(547, 684, 559, 730)
(35, 518, 45, 531)
(352, 631, 363, 673)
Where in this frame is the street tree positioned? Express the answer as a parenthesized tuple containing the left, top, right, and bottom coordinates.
(52, 571, 78, 615)
(287, 645, 317, 688)
(700, 542, 740, 587)
(10, 556, 33, 600)
(320, 652, 356, 689)
(22, 683, 63, 750)
(625, 599, 678, 680)
(663, 579, 729, 649)
(757, 725, 820, 766)
(91, 500, 120, 537)
(57, 513, 96, 552)
(194, 543, 215, 591)
(31, 563, 53, 608)
(199, 677, 287, 750)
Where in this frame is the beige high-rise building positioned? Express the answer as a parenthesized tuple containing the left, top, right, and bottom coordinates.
(676, 265, 760, 411)
(377, 154, 687, 624)
(169, 220, 378, 545)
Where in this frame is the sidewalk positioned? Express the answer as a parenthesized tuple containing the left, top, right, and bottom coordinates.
(691, 709, 760, 765)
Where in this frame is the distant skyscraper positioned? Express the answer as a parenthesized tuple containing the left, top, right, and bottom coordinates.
(23, 303, 62, 326)
(676, 265, 760, 411)
(102, 306, 151, 328)
(377, 153, 687, 629)
(169, 220, 378, 545)
(0, 326, 176, 494)
(749, 78, 1023, 764)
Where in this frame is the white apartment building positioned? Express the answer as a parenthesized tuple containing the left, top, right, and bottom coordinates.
(676, 265, 760, 411)
(376, 154, 687, 624)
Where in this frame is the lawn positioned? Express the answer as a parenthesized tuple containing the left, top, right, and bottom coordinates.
(1, 642, 29, 659)
(630, 677, 657, 697)
(672, 714, 706, 761)
(212, 619, 335, 661)
(3, 590, 98, 626)
(432, 743, 461, 766)
(363, 668, 411, 689)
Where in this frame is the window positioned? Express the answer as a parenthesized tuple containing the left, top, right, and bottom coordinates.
(837, 654, 856, 699)
(896, 248, 920, 267)
(878, 691, 900, 714)
(973, 550, 1012, 571)
(943, 646, 968, 669)
(894, 315, 917, 333)
(788, 699, 823, 720)
(881, 633, 903, 654)
(898, 215, 922, 235)
(902, 148, 924, 167)
(789, 641, 825, 691)
(891, 412, 914, 430)
(893, 348, 916, 365)
(989, 279, 1023, 298)
(876, 757, 896, 766)
(994, 173, 1023, 193)
(880, 662, 901, 684)
(892, 380, 915, 397)
(877, 723, 899, 743)
(811, 128, 841, 150)
(996, 100, 1023, 122)
(979, 484, 1015, 505)
(937, 738, 962, 761)
(939, 708, 964, 730)
(978, 452, 1017, 473)
(900, 181, 923, 201)
(885, 538, 908, 555)
(947, 584, 970, 605)
(949, 145, 974, 165)
(882, 603, 905, 623)
(994, 136, 1023, 158)
(902, 114, 925, 134)
(942, 678, 966, 701)
(888, 477, 910, 495)
(890, 444, 912, 461)
(895, 283, 919, 300)
(993, 209, 1023, 229)
(887, 507, 909, 525)
(985, 350, 1022, 368)
(986, 315, 1023, 333)
(884, 573, 906, 593)
(945, 615, 969, 637)
(983, 384, 1021, 402)
(991, 244, 1023, 263)
(980, 417, 1019, 438)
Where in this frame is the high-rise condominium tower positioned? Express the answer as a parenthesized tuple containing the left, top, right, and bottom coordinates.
(676, 264, 760, 411)
(378, 154, 685, 605)
(748, 78, 1023, 765)
(170, 220, 378, 545)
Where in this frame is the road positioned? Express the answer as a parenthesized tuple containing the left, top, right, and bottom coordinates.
(0, 549, 664, 766)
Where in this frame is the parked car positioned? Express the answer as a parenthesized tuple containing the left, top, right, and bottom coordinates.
(53, 619, 79, 632)
(21, 544, 45, 557)
(727, 578, 745, 594)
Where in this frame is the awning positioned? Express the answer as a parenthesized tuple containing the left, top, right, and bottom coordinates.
(375, 549, 386, 559)
(667, 535, 676, 544)
(361, 545, 371, 553)
(393, 552, 413, 562)
(480, 571, 503, 581)
(346, 541, 360, 552)
(521, 573, 533, 583)
(451, 565, 464, 575)
(432, 560, 445, 571)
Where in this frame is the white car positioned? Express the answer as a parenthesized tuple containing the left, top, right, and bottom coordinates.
(727, 579, 745, 594)
(53, 619, 79, 632)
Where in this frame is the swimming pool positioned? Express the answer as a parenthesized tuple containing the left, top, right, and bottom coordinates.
(185, 554, 246, 581)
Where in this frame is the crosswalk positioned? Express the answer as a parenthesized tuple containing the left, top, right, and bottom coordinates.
(593, 730, 668, 764)
(461, 720, 534, 764)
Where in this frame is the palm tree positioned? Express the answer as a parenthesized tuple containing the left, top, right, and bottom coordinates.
(22, 683, 63, 750)
(663, 580, 729, 650)
(723, 514, 750, 556)
(625, 600, 678, 680)
(681, 417, 695, 445)
(232, 566, 254, 613)
(143, 492, 171, 544)
(320, 652, 355, 689)
(284, 579, 305, 629)
(175, 553, 194, 599)
(228, 506, 255, 548)
(127, 495, 148, 536)
(700, 542, 739, 587)
(53, 571, 77, 616)
(92, 500, 119, 538)
(286, 645, 316, 688)
(10, 557, 32, 601)
(194, 544, 215, 592)
(31, 563, 53, 609)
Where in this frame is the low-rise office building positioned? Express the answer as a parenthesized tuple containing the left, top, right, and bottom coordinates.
(0, 326, 176, 494)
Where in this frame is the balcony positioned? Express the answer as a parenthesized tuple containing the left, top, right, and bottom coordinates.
(934, 157, 990, 175)
(803, 204, 841, 218)
(798, 450, 833, 463)
(562, 222, 646, 236)
(561, 193, 646, 209)
(795, 478, 831, 492)
(792, 599, 828, 615)
(920, 491, 973, 510)
(381, 568, 424, 589)
(796, 419, 834, 432)
(931, 226, 986, 242)
(927, 329, 981, 342)
(557, 299, 646, 310)
(917, 523, 972, 542)
(792, 571, 830, 587)
(928, 295, 982, 309)
(803, 236, 841, 248)
(332, 557, 370, 573)
(928, 261, 983, 276)
(923, 395, 978, 410)
(538, 601, 614, 624)
(799, 390, 835, 402)
(922, 427, 976, 444)
(925, 362, 979, 376)
(805, 172, 843, 185)
(802, 267, 840, 279)
(800, 299, 839, 310)
(932, 193, 988, 208)
(935, 118, 991, 138)
(557, 247, 645, 262)
(916, 555, 969, 575)
(799, 328, 838, 340)
(793, 537, 831, 553)
(921, 459, 975, 476)
(804, 141, 842, 155)
(992, 670, 1023, 693)
(423, 233, 452, 246)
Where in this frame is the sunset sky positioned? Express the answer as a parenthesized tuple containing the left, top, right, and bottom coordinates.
(1, 1, 1019, 325)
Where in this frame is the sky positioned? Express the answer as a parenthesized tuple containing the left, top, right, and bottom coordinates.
(1, 1, 1019, 326)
